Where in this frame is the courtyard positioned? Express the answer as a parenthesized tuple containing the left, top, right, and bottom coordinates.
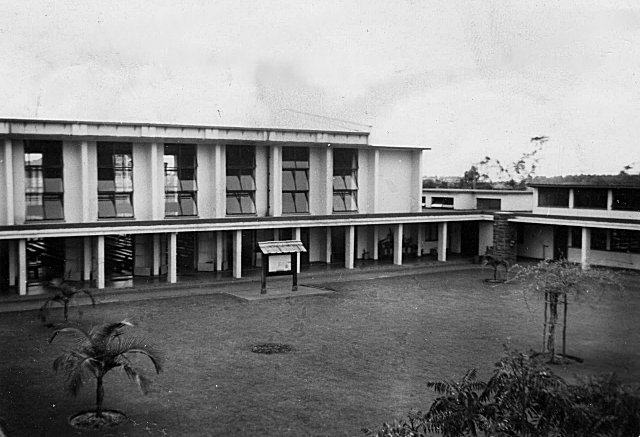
(0, 267, 638, 436)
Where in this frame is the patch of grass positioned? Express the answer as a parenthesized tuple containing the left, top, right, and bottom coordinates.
(0, 269, 638, 436)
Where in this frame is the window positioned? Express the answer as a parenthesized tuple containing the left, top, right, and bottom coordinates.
(538, 187, 569, 207)
(430, 197, 454, 209)
(574, 188, 607, 209)
(612, 189, 640, 211)
(98, 143, 134, 218)
(282, 147, 309, 214)
(611, 230, 640, 253)
(476, 198, 501, 210)
(24, 140, 64, 220)
(164, 144, 197, 217)
(226, 146, 256, 215)
(333, 148, 358, 212)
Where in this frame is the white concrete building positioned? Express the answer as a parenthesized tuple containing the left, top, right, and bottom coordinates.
(0, 118, 490, 296)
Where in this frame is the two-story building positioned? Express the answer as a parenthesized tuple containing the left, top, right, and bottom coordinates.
(0, 118, 493, 296)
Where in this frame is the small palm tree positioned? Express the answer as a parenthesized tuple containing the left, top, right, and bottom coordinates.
(49, 320, 162, 418)
(40, 278, 95, 323)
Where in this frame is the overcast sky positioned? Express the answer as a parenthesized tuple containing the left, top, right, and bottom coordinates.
(1, 0, 639, 177)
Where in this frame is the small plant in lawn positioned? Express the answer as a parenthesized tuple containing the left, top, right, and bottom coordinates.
(510, 259, 621, 363)
(40, 278, 95, 324)
(49, 319, 162, 427)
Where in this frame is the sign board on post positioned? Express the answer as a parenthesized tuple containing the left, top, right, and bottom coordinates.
(257, 240, 307, 294)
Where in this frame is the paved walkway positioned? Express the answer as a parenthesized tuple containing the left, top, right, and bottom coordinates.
(0, 258, 486, 313)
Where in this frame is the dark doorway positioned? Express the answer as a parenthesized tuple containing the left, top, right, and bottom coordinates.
(0, 241, 9, 292)
(331, 227, 346, 264)
(105, 235, 133, 281)
(461, 222, 480, 256)
(177, 232, 197, 275)
(553, 226, 568, 260)
(27, 238, 65, 285)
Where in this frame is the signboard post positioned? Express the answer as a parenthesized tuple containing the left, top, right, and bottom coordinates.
(257, 240, 306, 294)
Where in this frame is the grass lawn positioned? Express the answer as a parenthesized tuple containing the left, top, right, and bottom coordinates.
(0, 269, 638, 436)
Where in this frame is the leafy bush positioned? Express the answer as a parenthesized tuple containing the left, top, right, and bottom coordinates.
(363, 348, 640, 437)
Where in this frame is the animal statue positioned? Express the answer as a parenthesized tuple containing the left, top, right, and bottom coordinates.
(480, 253, 510, 282)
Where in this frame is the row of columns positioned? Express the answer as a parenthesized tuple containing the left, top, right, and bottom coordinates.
(5, 222, 454, 295)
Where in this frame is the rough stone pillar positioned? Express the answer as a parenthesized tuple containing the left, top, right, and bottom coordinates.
(492, 212, 517, 263)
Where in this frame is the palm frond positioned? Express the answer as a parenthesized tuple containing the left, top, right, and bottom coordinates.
(49, 326, 92, 344)
(122, 364, 152, 394)
(82, 289, 96, 307)
(108, 337, 163, 374)
(90, 319, 134, 345)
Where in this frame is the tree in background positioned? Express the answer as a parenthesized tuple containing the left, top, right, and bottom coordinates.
(460, 136, 547, 189)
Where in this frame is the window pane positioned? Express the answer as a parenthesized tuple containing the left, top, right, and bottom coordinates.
(179, 193, 197, 216)
(294, 192, 308, 213)
(538, 188, 569, 207)
(294, 170, 308, 190)
(282, 192, 296, 213)
(44, 177, 63, 193)
(164, 154, 176, 169)
(282, 170, 296, 191)
(115, 194, 133, 217)
(591, 229, 607, 251)
(180, 179, 197, 192)
(226, 195, 241, 215)
(26, 195, 44, 220)
(239, 194, 256, 214)
(239, 174, 255, 190)
(344, 192, 358, 211)
(226, 175, 241, 191)
(165, 169, 180, 191)
(114, 170, 133, 192)
(574, 188, 607, 209)
(165, 192, 180, 216)
(25, 167, 43, 192)
(333, 193, 346, 212)
(43, 195, 64, 220)
(612, 189, 640, 211)
(333, 176, 346, 190)
(113, 153, 132, 168)
(344, 174, 357, 190)
(98, 195, 116, 218)
(25, 153, 43, 166)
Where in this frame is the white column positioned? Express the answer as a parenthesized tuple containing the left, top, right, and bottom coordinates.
(345, 225, 355, 269)
(581, 227, 591, 270)
(8, 240, 16, 286)
(150, 142, 161, 220)
(233, 230, 242, 279)
(83, 236, 92, 281)
(438, 222, 448, 262)
(96, 236, 105, 289)
(168, 232, 177, 283)
(18, 239, 27, 295)
(216, 231, 224, 271)
(413, 150, 424, 212)
(215, 144, 226, 218)
(606, 229, 611, 251)
(80, 141, 90, 222)
(293, 227, 301, 273)
(325, 147, 333, 215)
(568, 189, 575, 209)
(417, 224, 424, 257)
(325, 228, 332, 263)
(372, 226, 379, 260)
(607, 189, 613, 210)
(372, 150, 379, 213)
(152, 234, 161, 276)
(4, 139, 14, 225)
(269, 145, 282, 216)
(393, 224, 403, 265)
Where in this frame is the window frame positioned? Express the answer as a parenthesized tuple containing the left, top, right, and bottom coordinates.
(97, 142, 134, 219)
(164, 144, 198, 217)
(24, 140, 64, 221)
(537, 187, 569, 208)
(282, 147, 309, 214)
(332, 148, 358, 213)
(226, 146, 256, 215)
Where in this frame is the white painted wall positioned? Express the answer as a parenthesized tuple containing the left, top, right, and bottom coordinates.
(132, 143, 153, 221)
(308, 227, 326, 263)
(12, 140, 25, 224)
(86, 142, 98, 221)
(377, 150, 416, 213)
(255, 146, 268, 216)
(197, 143, 216, 219)
(517, 224, 554, 259)
(567, 247, 640, 270)
(478, 222, 494, 254)
(0, 141, 9, 225)
(63, 141, 83, 223)
(308, 147, 328, 216)
(357, 150, 371, 213)
(422, 189, 533, 211)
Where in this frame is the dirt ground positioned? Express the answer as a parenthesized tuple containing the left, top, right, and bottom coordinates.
(0, 269, 638, 436)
